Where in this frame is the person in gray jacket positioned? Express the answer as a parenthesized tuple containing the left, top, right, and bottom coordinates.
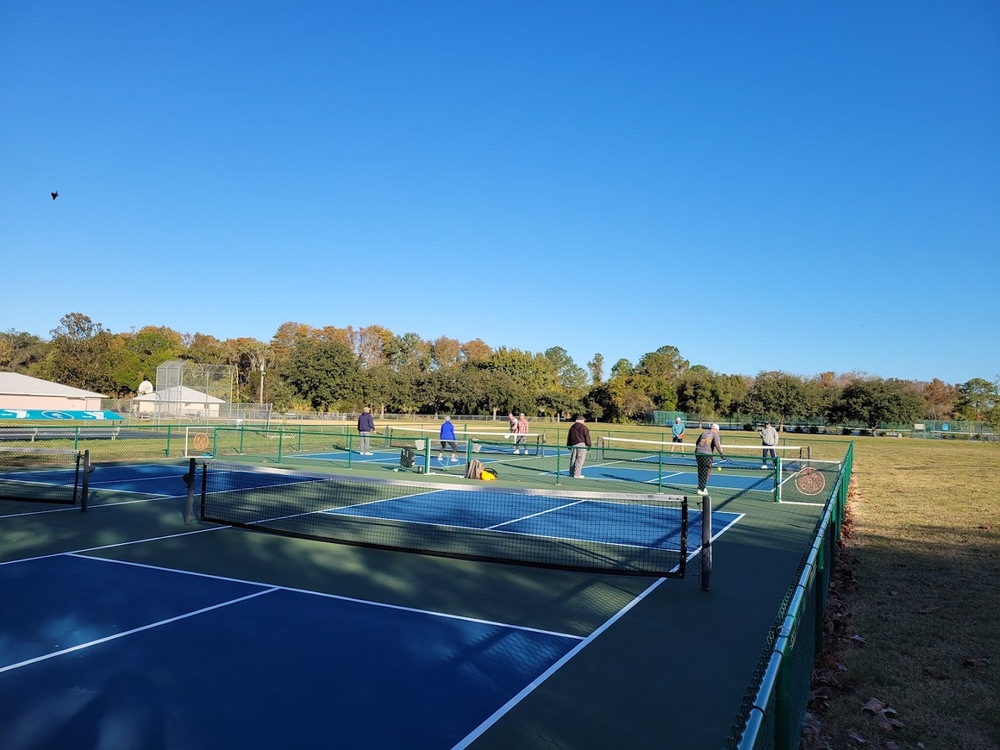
(760, 420, 779, 469)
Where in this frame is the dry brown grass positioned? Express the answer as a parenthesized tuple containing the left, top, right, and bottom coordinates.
(806, 437, 1000, 750)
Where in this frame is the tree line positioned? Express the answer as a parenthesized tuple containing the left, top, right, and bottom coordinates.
(2, 312, 998, 432)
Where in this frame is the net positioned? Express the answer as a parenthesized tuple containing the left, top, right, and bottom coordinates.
(388, 426, 545, 456)
(598, 437, 810, 469)
(198, 462, 693, 577)
(0, 446, 83, 505)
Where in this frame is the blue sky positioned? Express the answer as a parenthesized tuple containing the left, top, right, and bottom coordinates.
(2, 2, 997, 385)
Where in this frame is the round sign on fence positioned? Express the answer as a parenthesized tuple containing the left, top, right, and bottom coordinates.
(794, 466, 826, 496)
(193, 432, 210, 452)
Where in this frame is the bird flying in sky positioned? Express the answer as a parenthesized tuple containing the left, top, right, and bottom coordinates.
(51, 191, 59, 200)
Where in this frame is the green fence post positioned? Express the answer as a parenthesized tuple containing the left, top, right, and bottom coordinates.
(166, 425, 172, 457)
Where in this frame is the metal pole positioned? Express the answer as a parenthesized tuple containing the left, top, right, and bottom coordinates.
(701, 494, 712, 591)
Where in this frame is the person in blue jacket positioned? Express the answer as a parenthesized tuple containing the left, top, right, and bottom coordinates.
(439, 416, 459, 464)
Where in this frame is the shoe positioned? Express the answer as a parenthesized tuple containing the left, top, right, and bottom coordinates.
(761, 464, 768, 469)
(451, 457, 458, 462)
(697, 489, 708, 496)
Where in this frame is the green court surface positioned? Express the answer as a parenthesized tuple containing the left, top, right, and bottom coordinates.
(0, 462, 826, 749)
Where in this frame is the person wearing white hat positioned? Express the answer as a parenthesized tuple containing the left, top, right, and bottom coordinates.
(693, 423, 726, 495)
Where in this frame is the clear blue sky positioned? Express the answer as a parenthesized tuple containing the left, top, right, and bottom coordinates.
(2, 2, 997, 385)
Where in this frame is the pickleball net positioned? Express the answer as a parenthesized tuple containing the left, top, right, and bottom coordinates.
(198, 461, 694, 577)
(0, 446, 84, 505)
(387, 426, 545, 456)
(597, 436, 810, 469)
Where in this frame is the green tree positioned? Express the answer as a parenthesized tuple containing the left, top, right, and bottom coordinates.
(284, 341, 362, 411)
(609, 358, 634, 379)
(988, 375, 1000, 433)
(39, 313, 129, 396)
(385, 332, 432, 372)
(0, 330, 49, 373)
(587, 353, 605, 385)
(741, 371, 808, 429)
(675, 366, 719, 424)
(588, 379, 653, 423)
(543, 347, 588, 390)
(956, 378, 998, 422)
(835, 378, 924, 432)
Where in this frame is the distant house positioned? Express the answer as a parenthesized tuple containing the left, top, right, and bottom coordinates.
(132, 385, 226, 418)
(0, 372, 107, 411)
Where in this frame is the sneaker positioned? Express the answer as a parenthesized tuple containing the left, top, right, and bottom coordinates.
(761, 464, 768, 469)
(697, 488, 708, 496)
(450, 457, 458, 462)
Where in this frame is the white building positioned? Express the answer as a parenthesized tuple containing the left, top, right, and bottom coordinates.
(132, 385, 226, 418)
(0, 372, 107, 411)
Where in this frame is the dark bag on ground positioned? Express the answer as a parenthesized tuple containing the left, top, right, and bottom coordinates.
(400, 447, 415, 468)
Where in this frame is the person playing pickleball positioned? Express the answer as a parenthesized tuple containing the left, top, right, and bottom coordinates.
(694, 423, 726, 496)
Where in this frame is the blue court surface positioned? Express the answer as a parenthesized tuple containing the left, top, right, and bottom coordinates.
(0, 554, 581, 749)
(570, 463, 776, 492)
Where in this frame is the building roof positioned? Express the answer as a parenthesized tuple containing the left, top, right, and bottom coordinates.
(0, 372, 106, 398)
(133, 385, 226, 404)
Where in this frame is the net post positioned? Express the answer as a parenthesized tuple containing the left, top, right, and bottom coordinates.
(80, 449, 93, 512)
(183, 457, 196, 524)
(199, 460, 208, 520)
(700, 494, 712, 591)
(775, 456, 782, 502)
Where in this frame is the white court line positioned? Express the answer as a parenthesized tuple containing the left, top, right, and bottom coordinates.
(66, 553, 582, 641)
(0, 587, 278, 674)
(452, 575, 669, 750)
(486, 500, 587, 530)
(0, 524, 226, 567)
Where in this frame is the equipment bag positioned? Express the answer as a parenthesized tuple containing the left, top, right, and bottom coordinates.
(400, 447, 415, 468)
(465, 458, 484, 480)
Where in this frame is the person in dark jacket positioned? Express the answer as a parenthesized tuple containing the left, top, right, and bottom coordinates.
(357, 407, 375, 455)
(566, 416, 592, 478)
(694, 423, 726, 495)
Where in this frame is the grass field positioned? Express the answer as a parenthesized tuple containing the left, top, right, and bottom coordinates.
(806, 436, 999, 750)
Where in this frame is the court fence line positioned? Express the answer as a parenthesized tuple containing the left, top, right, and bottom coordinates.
(726, 441, 853, 750)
